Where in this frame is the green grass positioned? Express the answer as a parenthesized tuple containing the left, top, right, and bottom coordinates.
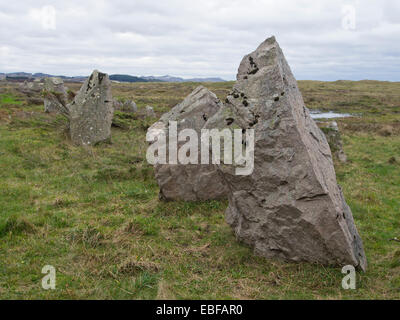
(0, 81, 400, 299)
(0, 93, 23, 106)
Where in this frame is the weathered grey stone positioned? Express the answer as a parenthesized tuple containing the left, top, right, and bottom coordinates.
(125, 100, 138, 113)
(19, 79, 43, 94)
(318, 121, 347, 163)
(113, 99, 138, 113)
(205, 37, 366, 270)
(69, 70, 114, 146)
(112, 99, 123, 110)
(145, 105, 156, 117)
(148, 86, 228, 201)
(43, 77, 69, 115)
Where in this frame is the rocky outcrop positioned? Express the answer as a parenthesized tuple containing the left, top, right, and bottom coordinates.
(43, 77, 69, 115)
(113, 99, 138, 113)
(318, 121, 347, 163)
(205, 37, 366, 270)
(19, 79, 43, 95)
(125, 100, 138, 113)
(69, 70, 114, 146)
(148, 86, 228, 201)
(145, 105, 156, 117)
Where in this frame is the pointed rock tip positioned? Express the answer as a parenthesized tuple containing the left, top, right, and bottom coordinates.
(195, 84, 206, 90)
(256, 35, 279, 51)
(193, 85, 209, 93)
(89, 69, 108, 83)
(266, 35, 276, 43)
(90, 69, 108, 77)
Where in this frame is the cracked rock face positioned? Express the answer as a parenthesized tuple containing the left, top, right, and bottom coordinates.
(43, 77, 68, 114)
(69, 70, 114, 146)
(205, 37, 367, 270)
(148, 86, 228, 201)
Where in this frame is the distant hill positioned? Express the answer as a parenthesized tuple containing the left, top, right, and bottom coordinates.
(4, 72, 33, 81)
(185, 77, 226, 82)
(6, 72, 33, 78)
(111, 74, 226, 83)
(0, 72, 226, 83)
(33, 73, 53, 78)
(141, 75, 226, 83)
(142, 75, 182, 82)
(109, 74, 156, 83)
(34, 73, 86, 82)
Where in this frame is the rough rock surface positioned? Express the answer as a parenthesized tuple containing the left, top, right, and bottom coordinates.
(112, 99, 123, 110)
(114, 99, 138, 113)
(19, 80, 43, 94)
(126, 100, 138, 113)
(145, 105, 156, 117)
(148, 86, 228, 201)
(43, 77, 69, 114)
(318, 121, 347, 163)
(69, 70, 114, 146)
(205, 37, 366, 270)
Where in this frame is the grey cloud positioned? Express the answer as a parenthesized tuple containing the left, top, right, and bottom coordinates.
(0, 0, 399, 80)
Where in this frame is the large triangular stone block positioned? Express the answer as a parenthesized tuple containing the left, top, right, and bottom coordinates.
(205, 37, 367, 270)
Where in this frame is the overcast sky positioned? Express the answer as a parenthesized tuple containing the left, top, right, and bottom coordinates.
(0, 0, 399, 80)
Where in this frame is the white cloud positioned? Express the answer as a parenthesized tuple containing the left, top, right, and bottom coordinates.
(0, 0, 399, 80)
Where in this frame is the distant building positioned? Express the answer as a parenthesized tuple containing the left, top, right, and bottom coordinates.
(0, 74, 5, 81)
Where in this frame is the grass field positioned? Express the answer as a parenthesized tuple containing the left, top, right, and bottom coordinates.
(0, 80, 399, 299)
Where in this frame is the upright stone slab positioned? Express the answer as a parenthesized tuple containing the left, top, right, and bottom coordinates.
(43, 77, 68, 114)
(148, 86, 228, 201)
(318, 121, 347, 163)
(205, 37, 366, 270)
(69, 70, 114, 146)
